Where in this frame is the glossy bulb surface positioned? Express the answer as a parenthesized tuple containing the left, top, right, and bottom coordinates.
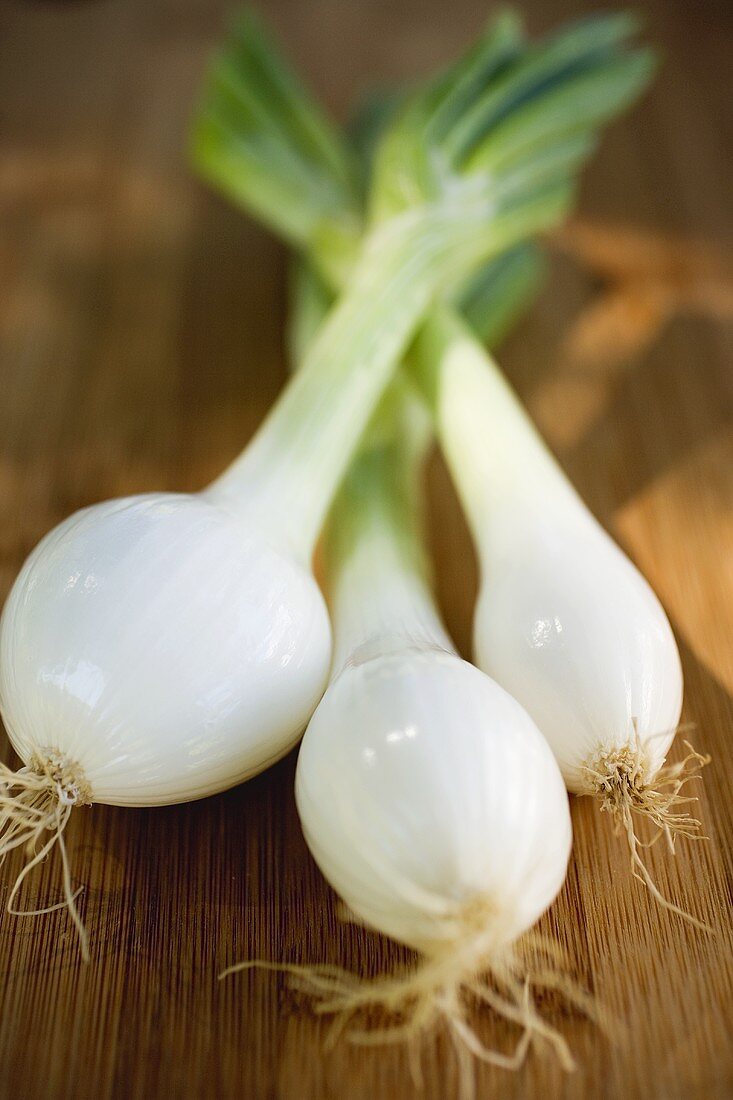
(296, 646, 571, 953)
(474, 504, 683, 791)
(0, 492, 331, 805)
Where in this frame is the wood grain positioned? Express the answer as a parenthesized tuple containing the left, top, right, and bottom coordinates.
(1, 1, 732, 1097)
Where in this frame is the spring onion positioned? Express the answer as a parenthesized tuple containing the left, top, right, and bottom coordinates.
(409, 308, 709, 925)
(296, 399, 575, 1080)
(0, 9, 587, 957)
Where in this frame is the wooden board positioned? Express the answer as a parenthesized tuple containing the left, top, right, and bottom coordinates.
(1, 1, 731, 1097)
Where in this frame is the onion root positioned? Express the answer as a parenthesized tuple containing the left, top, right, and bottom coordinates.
(584, 730, 710, 930)
(222, 899, 600, 1098)
(0, 752, 91, 960)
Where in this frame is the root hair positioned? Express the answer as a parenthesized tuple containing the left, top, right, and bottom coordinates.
(222, 900, 600, 1098)
(583, 726, 710, 930)
(0, 752, 91, 960)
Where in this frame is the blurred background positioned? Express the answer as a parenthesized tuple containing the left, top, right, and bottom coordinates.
(1, 2, 732, 1098)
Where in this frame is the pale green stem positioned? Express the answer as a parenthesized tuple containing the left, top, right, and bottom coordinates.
(324, 387, 454, 673)
(298, 219, 576, 550)
(286, 259, 453, 672)
(408, 307, 582, 559)
(206, 189, 566, 559)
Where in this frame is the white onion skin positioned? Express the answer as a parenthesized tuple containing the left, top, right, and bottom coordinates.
(473, 496, 683, 793)
(296, 646, 571, 954)
(0, 492, 331, 806)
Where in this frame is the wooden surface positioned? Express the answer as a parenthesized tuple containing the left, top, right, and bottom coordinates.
(1, 1, 732, 1097)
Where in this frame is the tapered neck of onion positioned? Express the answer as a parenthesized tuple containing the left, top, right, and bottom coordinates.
(324, 389, 452, 672)
(206, 205, 505, 562)
(408, 307, 580, 558)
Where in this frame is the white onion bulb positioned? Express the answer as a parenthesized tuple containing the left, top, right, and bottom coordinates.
(297, 646, 571, 955)
(1, 491, 330, 808)
(473, 495, 683, 795)
(0, 484, 327, 954)
(0, 486, 331, 956)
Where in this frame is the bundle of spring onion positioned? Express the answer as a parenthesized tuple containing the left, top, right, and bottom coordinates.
(194, 5, 707, 1069)
(193, 6, 707, 913)
(0, 8, 609, 958)
(0, 1, 707, 1073)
